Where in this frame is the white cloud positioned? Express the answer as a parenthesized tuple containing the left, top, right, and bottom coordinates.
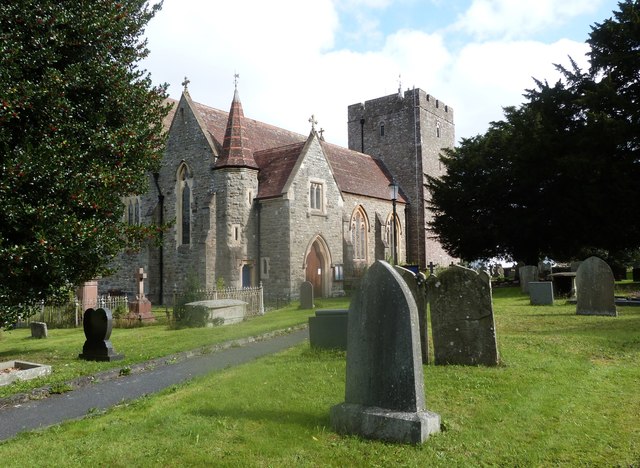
(141, 0, 600, 148)
(454, 0, 602, 39)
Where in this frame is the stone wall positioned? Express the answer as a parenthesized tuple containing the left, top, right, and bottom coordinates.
(347, 88, 456, 268)
(257, 198, 292, 297)
(287, 135, 344, 298)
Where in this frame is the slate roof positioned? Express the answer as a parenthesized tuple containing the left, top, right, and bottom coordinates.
(164, 93, 406, 203)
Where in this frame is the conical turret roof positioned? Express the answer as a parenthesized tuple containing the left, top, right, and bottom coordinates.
(215, 87, 258, 169)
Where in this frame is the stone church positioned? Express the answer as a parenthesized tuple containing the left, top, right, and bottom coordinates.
(101, 81, 455, 304)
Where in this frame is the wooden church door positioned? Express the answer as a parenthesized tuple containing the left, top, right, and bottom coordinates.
(305, 243, 324, 297)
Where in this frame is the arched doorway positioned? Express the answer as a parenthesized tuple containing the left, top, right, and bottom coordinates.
(304, 236, 331, 298)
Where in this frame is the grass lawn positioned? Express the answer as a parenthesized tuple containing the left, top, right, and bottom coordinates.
(0, 297, 350, 399)
(0, 287, 638, 466)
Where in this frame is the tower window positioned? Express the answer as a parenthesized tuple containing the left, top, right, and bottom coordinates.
(436, 121, 441, 138)
(380, 123, 385, 137)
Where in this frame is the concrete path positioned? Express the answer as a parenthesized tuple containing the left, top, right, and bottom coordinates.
(0, 328, 309, 441)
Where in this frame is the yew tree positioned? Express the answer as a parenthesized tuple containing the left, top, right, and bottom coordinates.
(0, 1, 169, 326)
(428, 0, 640, 265)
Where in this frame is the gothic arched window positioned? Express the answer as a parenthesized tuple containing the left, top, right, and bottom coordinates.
(350, 206, 368, 262)
(177, 163, 192, 246)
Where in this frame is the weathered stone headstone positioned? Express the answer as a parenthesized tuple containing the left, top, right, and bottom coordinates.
(576, 257, 617, 317)
(428, 265, 499, 366)
(300, 281, 314, 310)
(519, 265, 538, 293)
(79, 307, 124, 361)
(309, 309, 348, 350)
(330, 261, 440, 444)
(126, 267, 155, 322)
(30, 322, 48, 339)
(529, 281, 554, 305)
(395, 266, 428, 364)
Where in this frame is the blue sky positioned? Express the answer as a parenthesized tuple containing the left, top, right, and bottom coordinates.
(142, 0, 621, 146)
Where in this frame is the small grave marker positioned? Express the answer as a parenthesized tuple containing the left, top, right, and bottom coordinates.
(79, 307, 124, 361)
(300, 281, 314, 310)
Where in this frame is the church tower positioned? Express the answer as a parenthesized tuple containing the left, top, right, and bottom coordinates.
(213, 83, 259, 288)
(347, 88, 456, 268)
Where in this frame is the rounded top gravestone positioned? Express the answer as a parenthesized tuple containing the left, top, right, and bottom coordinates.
(83, 307, 114, 342)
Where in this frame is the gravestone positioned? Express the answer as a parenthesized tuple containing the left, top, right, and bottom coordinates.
(30, 322, 48, 339)
(300, 281, 314, 310)
(309, 309, 348, 350)
(529, 282, 554, 305)
(576, 257, 617, 317)
(126, 267, 155, 322)
(330, 261, 440, 444)
(519, 265, 538, 293)
(79, 307, 124, 361)
(428, 265, 499, 366)
(395, 266, 429, 363)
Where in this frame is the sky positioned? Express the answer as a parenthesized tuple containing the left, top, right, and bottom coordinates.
(140, 0, 621, 147)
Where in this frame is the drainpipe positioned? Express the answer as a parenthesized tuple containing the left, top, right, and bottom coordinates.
(256, 200, 261, 284)
(152, 172, 164, 304)
(360, 118, 365, 153)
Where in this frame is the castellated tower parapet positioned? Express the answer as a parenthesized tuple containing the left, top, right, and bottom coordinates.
(347, 88, 456, 268)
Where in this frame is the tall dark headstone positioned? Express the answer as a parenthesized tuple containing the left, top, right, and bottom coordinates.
(519, 265, 538, 293)
(79, 308, 124, 361)
(576, 256, 617, 317)
(429, 265, 499, 366)
(331, 261, 440, 444)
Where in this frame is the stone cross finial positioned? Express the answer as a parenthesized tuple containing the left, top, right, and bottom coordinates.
(309, 114, 318, 131)
(136, 267, 147, 300)
(182, 76, 190, 90)
(319, 128, 325, 139)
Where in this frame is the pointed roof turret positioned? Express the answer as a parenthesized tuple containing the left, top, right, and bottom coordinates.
(215, 78, 258, 169)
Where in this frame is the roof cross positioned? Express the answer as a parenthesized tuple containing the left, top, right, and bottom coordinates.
(309, 114, 318, 131)
(181, 76, 190, 90)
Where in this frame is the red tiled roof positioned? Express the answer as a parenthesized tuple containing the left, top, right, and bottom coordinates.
(321, 140, 407, 203)
(254, 142, 306, 199)
(215, 89, 257, 169)
(163, 94, 405, 203)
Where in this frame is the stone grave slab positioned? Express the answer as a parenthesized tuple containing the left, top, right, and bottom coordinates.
(309, 309, 348, 350)
(330, 261, 440, 444)
(576, 256, 617, 317)
(0, 360, 52, 387)
(519, 265, 539, 293)
(428, 265, 499, 366)
(395, 266, 429, 364)
(300, 281, 314, 310)
(185, 299, 248, 325)
(529, 281, 554, 305)
(30, 321, 48, 339)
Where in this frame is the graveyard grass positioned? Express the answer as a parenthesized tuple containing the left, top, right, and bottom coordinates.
(0, 288, 639, 466)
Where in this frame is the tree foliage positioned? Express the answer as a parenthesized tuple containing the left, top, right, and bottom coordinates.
(0, 1, 169, 326)
(428, 0, 640, 265)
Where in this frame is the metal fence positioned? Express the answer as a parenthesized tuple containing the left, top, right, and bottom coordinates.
(18, 296, 129, 329)
(174, 285, 265, 317)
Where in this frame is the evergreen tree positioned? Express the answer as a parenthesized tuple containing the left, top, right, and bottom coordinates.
(0, 1, 169, 326)
(428, 1, 640, 265)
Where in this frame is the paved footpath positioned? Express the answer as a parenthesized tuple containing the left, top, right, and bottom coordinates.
(0, 328, 308, 441)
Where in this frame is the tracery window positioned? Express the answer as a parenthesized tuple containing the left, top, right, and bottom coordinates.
(350, 207, 368, 261)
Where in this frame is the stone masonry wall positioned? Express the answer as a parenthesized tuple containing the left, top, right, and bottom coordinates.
(287, 134, 344, 298)
(347, 88, 456, 269)
(213, 167, 259, 289)
(258, 198, 292, 298)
